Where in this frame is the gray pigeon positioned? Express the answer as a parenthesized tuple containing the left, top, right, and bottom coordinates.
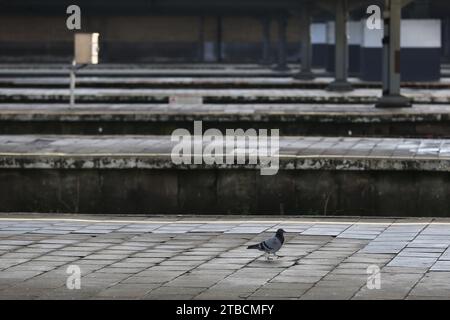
(247, 229, 286, 260)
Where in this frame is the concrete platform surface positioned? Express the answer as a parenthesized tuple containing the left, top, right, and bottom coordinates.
(0, 135, 449, 171)
(0, 67, 301, 78)
(0, 214, 449, 299)
(1, 103, 449, 121)
(2, 77, 450, 89)
(0, 76, 358, 86)
(1, 103, 449, 137)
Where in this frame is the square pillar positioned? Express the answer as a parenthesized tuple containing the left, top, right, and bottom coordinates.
(327, 0, 352, 91)
(198, 16, 205, 62)
(274, 14, 289, 71)
(375, 0, 411, 108)
(216, 15, 223, 62)
(260, 17, 272, 65)
(295, 2, 314, 79)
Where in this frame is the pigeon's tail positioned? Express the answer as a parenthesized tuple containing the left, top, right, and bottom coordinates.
(247, 244, 260, 250)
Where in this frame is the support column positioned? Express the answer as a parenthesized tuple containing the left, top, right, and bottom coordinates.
(274, 14, 289, 71)
(198, 16, 205, 62)
(327, 0, 352, 91)
(445, 18, 450, 61)
(260, 17, 272, 65)
(375, 0, 411, 108)
(216, 15, 223, 62)
(295, 1, 314, 79)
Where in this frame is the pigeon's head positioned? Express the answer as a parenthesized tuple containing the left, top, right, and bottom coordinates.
(276, 228, 286, 236)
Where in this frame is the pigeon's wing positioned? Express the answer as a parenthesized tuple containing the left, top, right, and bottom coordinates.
(261, 236, 282, 253)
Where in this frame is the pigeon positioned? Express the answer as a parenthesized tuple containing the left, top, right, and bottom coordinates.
(247, 229, 286, 260)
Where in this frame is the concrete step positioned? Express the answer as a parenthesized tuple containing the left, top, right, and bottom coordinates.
(0, 68, 300, 78)
(0, 103, 449, 138)
(0, 63, 302, 71)
(2, 77, 450, 89)
(0, 135, 448, 216)
(0, 76, 376, 89)
(2, 88, 450, 104)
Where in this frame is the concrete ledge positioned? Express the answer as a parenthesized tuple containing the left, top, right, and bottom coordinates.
(0, 136, 449, 216)
(0, 155, 449, 172)
(0, 136, 448, 171)
(4, 77, 450, 90)
(0, 104, 450, 137)
(0, 68, 299, 78)
(1, 103, 450, 122)
(2, 88, 450, 104)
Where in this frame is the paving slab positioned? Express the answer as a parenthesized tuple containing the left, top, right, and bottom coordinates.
(0, 215, 450, 299)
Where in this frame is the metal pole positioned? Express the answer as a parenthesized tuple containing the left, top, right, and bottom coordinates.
(335, 0, 347, 81)
(69, 59, 76, 107)
(389, 0, 401, 95)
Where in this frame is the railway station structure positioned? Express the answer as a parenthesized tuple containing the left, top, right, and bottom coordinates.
(2, 0, 450, 106)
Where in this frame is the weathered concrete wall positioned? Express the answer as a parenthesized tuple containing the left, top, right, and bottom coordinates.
(0, 169, 448, 216)
(0, 120, 449, 138)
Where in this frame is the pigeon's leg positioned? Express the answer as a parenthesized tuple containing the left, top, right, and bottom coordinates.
(264, 252, 269, 261)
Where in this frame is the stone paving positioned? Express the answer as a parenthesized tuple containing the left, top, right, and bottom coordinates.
(1, 215, 450, 299)
(0, 135, 449, 171)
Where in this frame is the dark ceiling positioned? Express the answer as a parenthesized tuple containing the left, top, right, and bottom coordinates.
(0, 0, 447, 18)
